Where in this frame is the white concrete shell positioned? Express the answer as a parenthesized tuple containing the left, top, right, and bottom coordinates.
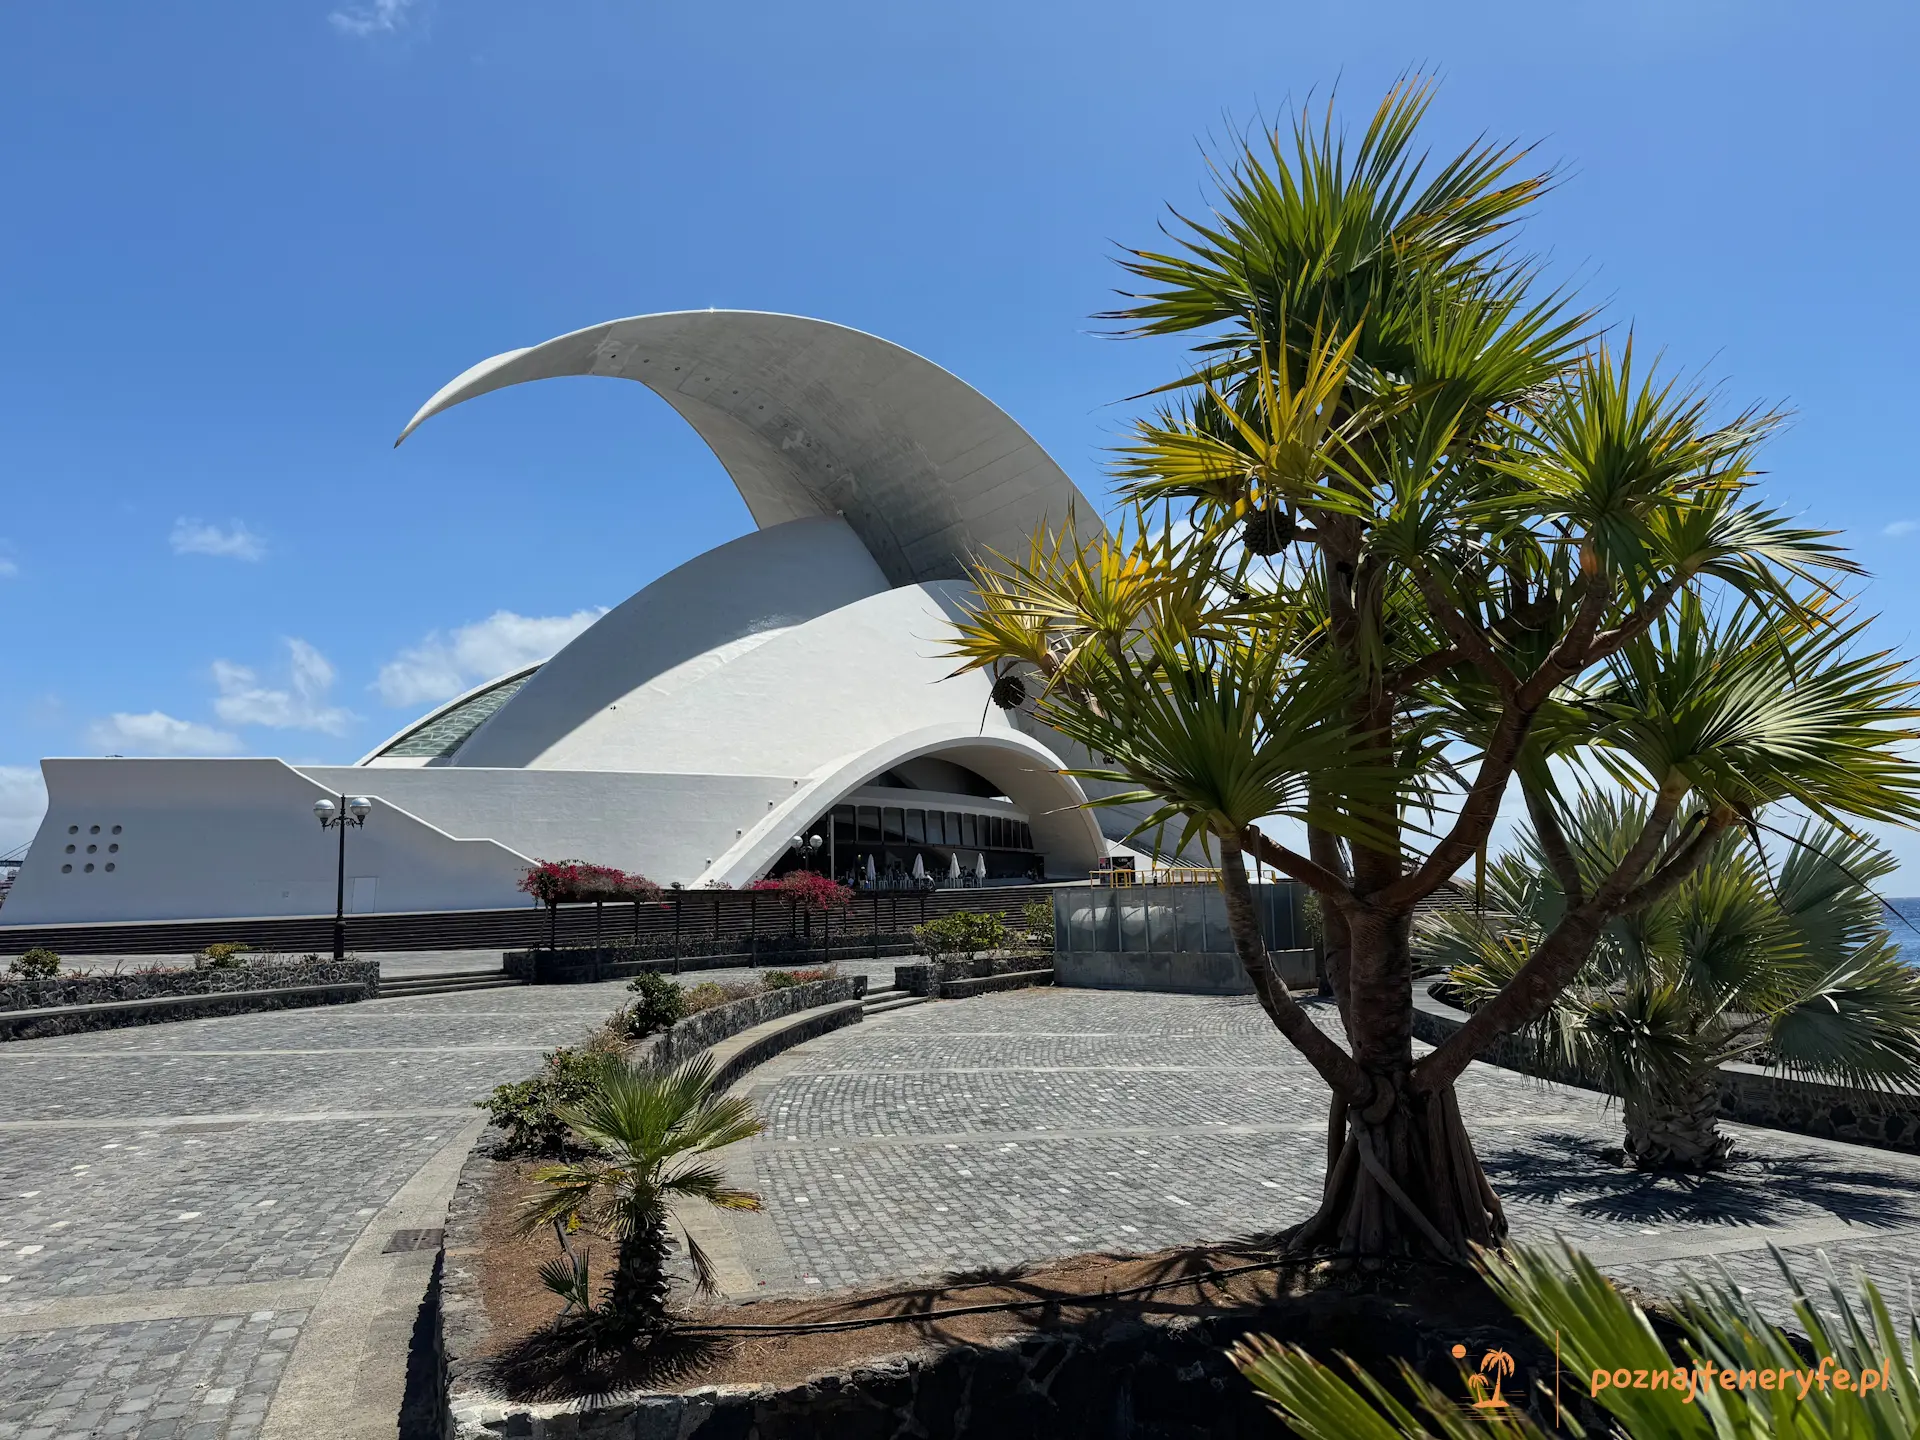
(3, 312, 1119, 926)
(395, 309, 1097, 586)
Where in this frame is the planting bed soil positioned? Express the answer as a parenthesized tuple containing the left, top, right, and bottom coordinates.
(471, 1158, 1603, 1432)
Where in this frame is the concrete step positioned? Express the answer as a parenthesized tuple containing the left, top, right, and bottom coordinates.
(862, 987, 905, 1004)
(380, 975, 520, 998)
(862, 994, 930, 1015)
(378, 975, 503, 990)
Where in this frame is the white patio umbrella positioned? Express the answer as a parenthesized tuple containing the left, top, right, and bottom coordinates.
(974, 852, 988, 880)
(947, 852, 962, 881)
(911, 854, 926, 881)
(865, 854, 878, 884)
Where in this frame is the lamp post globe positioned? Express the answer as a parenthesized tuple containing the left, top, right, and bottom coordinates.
(313, 798, 338, 823)
(347, 797, 373, 821)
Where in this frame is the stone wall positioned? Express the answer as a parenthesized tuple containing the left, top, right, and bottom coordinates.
(1413, 979, 1920, 1153)
(0, 958, 380, 1040)
(895, 952, 1050, 997)
(505, 938, 918, 983)
(446, 1283, 1563, 1439)
(636, 974, 867, 1073)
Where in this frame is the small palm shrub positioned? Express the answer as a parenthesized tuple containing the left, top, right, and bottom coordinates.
(479, 1047, 607, 1155)
(1231, 1241, 1920, 1438)
(624, 972, 685, 1036)
(7, 948, 61, 980)
(913, 911, 1007, 964)
(1425, 793, 1920, 1171)
(519, 1054, 763, 1342)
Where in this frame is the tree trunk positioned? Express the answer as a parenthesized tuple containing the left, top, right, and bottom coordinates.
(1216, 852, 1504, 1261)
(1290, 1078, 1508, 1261)
(605, 1211, 673, 1331)
(1623, 1070, 1732, 1172)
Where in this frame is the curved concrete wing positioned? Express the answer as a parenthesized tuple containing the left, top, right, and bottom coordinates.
(395, 310, 1096, 587)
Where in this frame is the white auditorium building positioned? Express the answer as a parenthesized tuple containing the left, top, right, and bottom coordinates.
(3, 311, 1136, 926)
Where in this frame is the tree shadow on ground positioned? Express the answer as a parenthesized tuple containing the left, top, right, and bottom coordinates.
(487, 1317, 727, 1403)
(1480, 1131, 1920, 1231)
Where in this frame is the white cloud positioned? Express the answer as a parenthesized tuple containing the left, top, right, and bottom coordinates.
(86, 713, 240, 757)
(375, 608, 605, 707)
(329, 0, 419, 36)
(212, 638, 354, 735)
(170, 518, 266, 562)
(1886, 521, 1920, 538)
(0, 766, 47, 853)
(0, 558, 16, 579)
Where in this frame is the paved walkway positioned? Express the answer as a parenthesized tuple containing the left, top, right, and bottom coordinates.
(716, 988, 1920, 1323)
(0, 957, 900, 1440)
(4, 974, 1915, 1438)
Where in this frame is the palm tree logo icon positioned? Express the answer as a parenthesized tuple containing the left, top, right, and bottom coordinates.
(1453, 1344, 1514, 1410)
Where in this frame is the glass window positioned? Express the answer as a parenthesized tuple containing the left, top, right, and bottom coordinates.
(946, 812, 962, 845)
(961, 813, 978, 848)
(883, 807, 905, 843)
(857, 806, 881, 843)
(1018, 822, 1032, 851)
(906, 809, 925, 843)
(992, 816, 1007, 849)
(833, 805, 856, 849)
(926, 811, 945, 845)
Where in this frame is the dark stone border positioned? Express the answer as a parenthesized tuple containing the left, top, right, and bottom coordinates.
(1413, 978, 1920, 1153)
(894, 952, 1052, 997)
(0, 959, 379, 1041)
(505, 940, 918, 984)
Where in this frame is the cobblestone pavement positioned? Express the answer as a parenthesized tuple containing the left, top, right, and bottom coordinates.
(731, 988, 1920, 1327)
(0, 975, 643, 1439)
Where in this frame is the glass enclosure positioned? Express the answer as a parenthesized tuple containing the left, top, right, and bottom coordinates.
(1055, 881, 1305, 954)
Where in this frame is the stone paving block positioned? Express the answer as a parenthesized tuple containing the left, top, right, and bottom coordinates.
(739, 989, 1920, 1320)
(0, 1312, 305, 1440)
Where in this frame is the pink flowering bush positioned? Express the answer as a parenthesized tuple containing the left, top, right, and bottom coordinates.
(518, 860, 663, 906)
(749, 871, 854, 912)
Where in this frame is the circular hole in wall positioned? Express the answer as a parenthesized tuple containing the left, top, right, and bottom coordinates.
(86, 845, 96, 854)
(104, 863, 115, 873)
(111, 825, 122, 835)
(89, 825, 100, 835)
(67, 825, 78, 835)
(65, 845, 75, 854)
(61, 863, 72, 873)
(82, 863, 94, 873)
(108, 844, 119, 853)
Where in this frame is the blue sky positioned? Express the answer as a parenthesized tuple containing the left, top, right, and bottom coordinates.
(4, 2, 1920, 878)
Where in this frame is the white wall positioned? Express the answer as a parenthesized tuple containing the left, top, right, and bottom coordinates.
(2, 758, 533, 924)
(297, 765, 792, 886)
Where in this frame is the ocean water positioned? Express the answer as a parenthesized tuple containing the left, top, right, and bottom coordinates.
(1884, 899, 1920, 963)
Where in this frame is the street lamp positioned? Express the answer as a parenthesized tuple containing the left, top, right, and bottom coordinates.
(788, 832, 824, 872)
(313, 794, 372, 961)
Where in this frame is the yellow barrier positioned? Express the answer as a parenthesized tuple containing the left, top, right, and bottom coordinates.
(1088, 867, 1222, 887)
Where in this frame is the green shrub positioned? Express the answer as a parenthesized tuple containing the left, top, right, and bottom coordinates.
(624, 971, 686, 1036)
(477, 1046, 606, 1154)
(195, 942, 251, 971)
(7, 948, 60, 980)
(913, 912, 1007, 964)
(1021, 900, 1054, 945)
